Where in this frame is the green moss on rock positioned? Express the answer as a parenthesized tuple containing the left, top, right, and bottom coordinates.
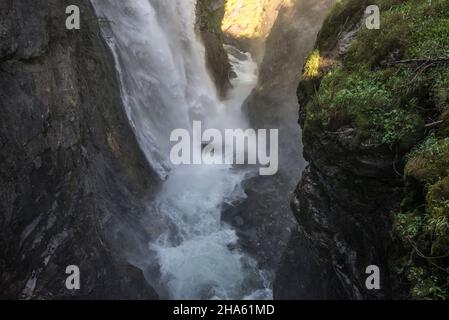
(196, 0, 231, 97)
(405, 136, 449, 183)
(298, 0, 449, 299)
(316, 0, 369, 52)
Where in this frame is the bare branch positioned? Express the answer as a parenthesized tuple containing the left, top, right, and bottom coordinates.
(387, 57, 449, 66)
(424, 120, 444, 128)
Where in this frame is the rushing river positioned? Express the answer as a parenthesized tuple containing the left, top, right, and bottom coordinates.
(92, 0, 272, 299)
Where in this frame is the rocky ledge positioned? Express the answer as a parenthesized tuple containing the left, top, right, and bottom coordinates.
(275, 0, 449, 300)
(0, 0, 159, 299)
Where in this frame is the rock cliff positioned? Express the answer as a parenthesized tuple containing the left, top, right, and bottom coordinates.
(276, 0, 449, 299)
(222, 0, 286, 64)
(0, 0, 158, 299)
(196, 0, 232, 98)
(224, 0, 335, 278)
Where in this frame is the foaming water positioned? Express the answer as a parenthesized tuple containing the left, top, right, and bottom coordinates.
(92, 0, 271, 299)
(92, 0, 219, 179)
(151, 47, 268, 300)
(152, 164, 247, 299)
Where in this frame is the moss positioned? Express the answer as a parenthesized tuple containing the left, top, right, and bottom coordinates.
(300, 0, 449, 299)
(406, 0, 449, 58)
(427, 176, 449, 204)
(405, 136, 449, 183)
(66, 95, 77, 107)
(316, 0, 370, 52)
(439, 111, 449, 136)
(433, 72, 449, 114)
(306, 66, 424, 145)
(345, 7, 410, 68)
(345, 0, 449, 68)
(397, 136, 449, 299)
(197, 0, 226, 34)
(196, 0, 231, 97)
(426, 177, 449, 254)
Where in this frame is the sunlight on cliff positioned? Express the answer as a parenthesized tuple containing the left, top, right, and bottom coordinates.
(222, 0, 292, 41)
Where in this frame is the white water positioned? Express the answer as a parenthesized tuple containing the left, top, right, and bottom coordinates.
(91, 0, 271, 299)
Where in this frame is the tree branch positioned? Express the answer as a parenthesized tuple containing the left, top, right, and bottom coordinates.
(424, 120, 444, 128)
(387, 57, 449, 66)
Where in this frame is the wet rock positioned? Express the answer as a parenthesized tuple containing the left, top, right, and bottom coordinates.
(33, 157, 42, 170)
(196, 0, 231, 98)
(0, 0, 158, 299)
(235, 0, 335, 295)
(274, 3, 403, 299)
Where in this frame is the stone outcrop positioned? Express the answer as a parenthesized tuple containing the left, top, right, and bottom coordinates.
(274, 2, 399, 299)
(276, 0, 449, 300)
(196, 0, 231, 98)
(0, 0, 158, 299)
(222, 0, 286, 64)
(225, 0, 335, 278)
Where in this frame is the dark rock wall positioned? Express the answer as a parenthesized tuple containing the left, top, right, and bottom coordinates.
(231, 0, 335, 288)
(274, 14, 399, 300)
(196, 0, 231, 98)
(274, 0, 449, 299)
(0, 0, 158, 299)
(277, 0, 449, 300)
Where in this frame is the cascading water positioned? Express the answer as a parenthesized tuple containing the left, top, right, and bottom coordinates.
(91, 0, 272, 299)
(92, 0, 220, 179)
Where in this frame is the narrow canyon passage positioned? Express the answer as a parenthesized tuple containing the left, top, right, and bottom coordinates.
(89, 0, 337, 300)
(2, 0, 447, 302)
(149, 47, 272, 299)
(92, 0, 274, 299)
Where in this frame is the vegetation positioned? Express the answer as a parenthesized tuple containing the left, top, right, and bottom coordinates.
(303, 50, 321, 79)
(398, 134, 449, 299)
(197, 0, 226, 34)
(316, 0, 370, 52)
(301, 0, 449, 299)
(196, 0, 231, 97)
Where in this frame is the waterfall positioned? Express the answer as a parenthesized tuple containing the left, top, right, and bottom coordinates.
(91, 0, 272, 299)
(91, 0, 219, 179)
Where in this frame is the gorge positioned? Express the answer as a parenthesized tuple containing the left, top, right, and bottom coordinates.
(1, 0, 448, 301)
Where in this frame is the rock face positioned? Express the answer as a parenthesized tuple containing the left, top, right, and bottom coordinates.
(276, 0, 449, 300)
(0, 0, 158, 299)
(222, 0, 285, 64)
(224, 0, 335, 277)
(273, 3, 400, 299)
(286, 151, 401, 299)
(196, 0, 231, 98)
